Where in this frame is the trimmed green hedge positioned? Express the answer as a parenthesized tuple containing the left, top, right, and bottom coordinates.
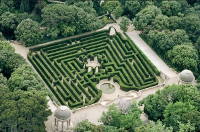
(28, 29, 159, 109)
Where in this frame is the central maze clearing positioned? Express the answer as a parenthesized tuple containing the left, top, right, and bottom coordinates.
(28, 29, 158, 109)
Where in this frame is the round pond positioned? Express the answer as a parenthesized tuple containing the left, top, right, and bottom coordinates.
(100, 83, 115, 94)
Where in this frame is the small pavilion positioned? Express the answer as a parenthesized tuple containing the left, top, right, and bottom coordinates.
(178, 70, 195, 84)
(52, 106, 72, 132)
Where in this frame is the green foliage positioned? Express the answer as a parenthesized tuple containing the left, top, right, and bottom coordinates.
(171, 29, 191, 45)
(180, 110, 200, 131)
(100, 101, 142, 130)
(139, 84, 200, 121)
(0, 0, 14, 14)
(151, 15, 169, 31)
(0, 11, 17, 31)
(60, 25, 76, 37)
(163, 102, 197, 130)
(0, 73, 7, 86)
(73, 119, 95, 132)
(101, 1, 121, 16)
(29, 30, 158, 108)
(168, 16, 183, 30)
(133, 6, 162, 30)
(0, 91, 51, 132)
(44, 26, 60, 39)
(0, 40, 15, 52)
(0, 49, 25, 76)
(104, 125, 118, 132)
(15, 18, 41, 47)
(140, 84, 200, 131)
(135, 120, 173, 132)
(20, 0, 30, 13)
(177, 121, 195, 132)
(160, 1, 181, 16)
(147, 30, 175, 53)
(74, 1, 97, 15)
(125, 1, 141, 18)
(8, 64, 45, 92)
(167, 44, 198, 72)
(183, 14, 200, 42)
(119, 17, 130, 32)
(41, 4, 101, 38)
(113, 6, 123, 19)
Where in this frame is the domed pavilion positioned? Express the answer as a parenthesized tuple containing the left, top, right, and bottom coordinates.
(178, 70, 195, 84)
(52, 106, 72, 132)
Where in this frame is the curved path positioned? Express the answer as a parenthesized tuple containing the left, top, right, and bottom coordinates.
(10, 19, 180, 132)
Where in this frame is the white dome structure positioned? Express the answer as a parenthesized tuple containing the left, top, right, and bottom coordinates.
(52, 106, 72, 132)
(178, 70, 195, 84)
(54, 106, 71, 120)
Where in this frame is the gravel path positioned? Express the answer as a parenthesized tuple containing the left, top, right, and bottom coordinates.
(9, 19, 180, 132)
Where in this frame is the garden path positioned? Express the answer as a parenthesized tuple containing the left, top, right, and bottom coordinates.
(126, 31, 177, 78)
(10, 20, 180, 132)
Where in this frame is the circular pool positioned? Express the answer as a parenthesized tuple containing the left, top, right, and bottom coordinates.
(100, 83, 115, 94)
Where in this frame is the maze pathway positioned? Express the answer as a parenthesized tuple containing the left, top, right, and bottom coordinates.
(28, 29, 159, 109)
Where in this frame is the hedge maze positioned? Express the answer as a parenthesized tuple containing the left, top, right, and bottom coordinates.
(28, 29, 159, 109)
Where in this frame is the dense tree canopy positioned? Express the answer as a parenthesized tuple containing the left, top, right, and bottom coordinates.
(119, 17, 130, 32)
(8, 64, 45, 92)
(133, 6, 162, 30)
(0, 91, 51, 132)
(101, 1, 122, 17)
(167, 44, 199, 72)
(100, 101, 142, 130)
(163, 102, 197, 131)
(15, 18, 41, 47)
(160, 1, 182, 16)
(0, 41, 51, 132)
(140, 84, 200, 131)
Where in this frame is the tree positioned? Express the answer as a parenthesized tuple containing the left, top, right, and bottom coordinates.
(119, 17, 130, 32)
(0, 91, 51, 132)
(139, 84, 200, 121)
(41, 4, 80, 26)
(60, 25, 76, 37)
(41, 4, 101, 37)
(73, 119, 95, 132)
(133, 6, 162, 30)
(135, 120, 173, 132)
(15, 18, 41, 47)
(20, 0, 30, 13)
(125, 1, 141, 18)
(0, 50, 25, 77)
(0, 73, 7, 86)
(0, 40, 15, 52)
(167, 44, 199, 72)
(0, 0, 14, 14)
(180, 110, 200, 131)
(168, 16, 183, 30)
(100, 101, 142, 130)
(135, 120, 195, 132)
(113, 6, 123, 19)
(160, 1, 182, 16)
(178, 121, 195, 132)
(183, 14, 200, 42)
(151, 15, 169, 31)
(147, 30, 175, 53)
(8, 64, 45, 92)
(101, 1, 122, 16)
(171, 29, 191, 45)
(74, 1, 97, 16)
(0, 12, 17, 31)
(163, 102, 197, 131)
